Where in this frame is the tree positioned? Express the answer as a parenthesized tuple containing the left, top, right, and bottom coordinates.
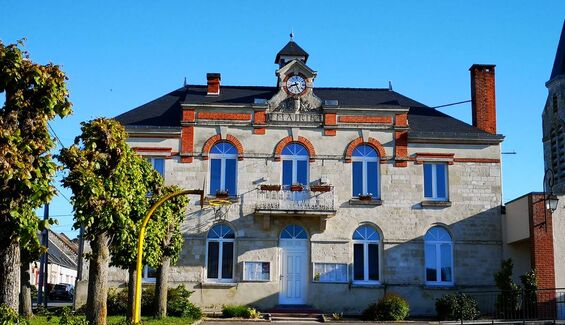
(108, 156, 163, 319)
(0, 40, 72, 309)
(58, 118, 154, 325)
(153, 185, 189, 319)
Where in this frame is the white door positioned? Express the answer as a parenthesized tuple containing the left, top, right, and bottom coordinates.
(279, 225, 309, 305)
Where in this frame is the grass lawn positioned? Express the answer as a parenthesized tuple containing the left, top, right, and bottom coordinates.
(29, 315, 196, 324)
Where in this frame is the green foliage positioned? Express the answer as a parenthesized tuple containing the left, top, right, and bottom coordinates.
(520, 269, 538, 316)
(57, 307, 87, 325)
(494, 259, 521, 316)
(0, 304, 28, 324)
(167, 285, 201, 319)
(0, 40, 71, 260)
(362, 294, 410, 321)
(107, 288, 128, 316)
(435, 293, 480, 321)
(153, 186, 189, 266)
(221, 305, 259, 319)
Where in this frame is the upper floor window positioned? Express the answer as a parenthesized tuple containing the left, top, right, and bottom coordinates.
(352, 225, 380, 283)
(206, 224, 235, 282)
(423, 163, 448, 201)
(281, 143, 309, 186)
(424, 226, 453, 285)
(146, 157, 165, 176)
(351, 145, 380, 198)
(209, 142, 237, 196)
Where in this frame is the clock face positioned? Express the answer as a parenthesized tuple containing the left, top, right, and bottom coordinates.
(286, 75, 306, 95)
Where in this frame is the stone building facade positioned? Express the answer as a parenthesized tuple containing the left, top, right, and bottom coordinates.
(111, 39, 505, 315)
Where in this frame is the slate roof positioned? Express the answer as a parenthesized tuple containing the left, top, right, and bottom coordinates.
(115, 85, 503, 141)
(550, 20, 565, 81)
(275, 41, 309, 64)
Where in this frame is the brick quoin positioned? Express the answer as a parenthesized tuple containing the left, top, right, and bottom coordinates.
(395, 113, 408, 127)
(198, 112, 251, 121)
(202, 134, 245, 160)
(394, 131, 408, 167)
(338, 115, 393, 124)
(324, 112, 337, 136)
(470, 64, 496, 134)
(344, 137, 386, 163)
(274, 136, 316, 162)
(253, 110, 266, 135)
(182, 109, 196, 122)
(529, 193, 556, 318)
(180, 126, 194, 163)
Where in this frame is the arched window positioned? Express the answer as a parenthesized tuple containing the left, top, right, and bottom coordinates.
(206, 224, 235, 281)
(280, 224, 308, 239)
(209, 142, 237, 196)
(352, 145, 380, 198)
(424, 226, 453, 285)
(352, 225, 380, 283)
(281, 143, 309, 186)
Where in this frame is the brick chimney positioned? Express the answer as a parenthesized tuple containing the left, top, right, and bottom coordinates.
(207, 73, 221, 96)
(470, 64, 496, 134)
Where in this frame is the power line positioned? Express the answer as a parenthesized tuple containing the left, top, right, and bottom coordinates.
(431, 99, 472, 109)
(47, 122, 66, 149)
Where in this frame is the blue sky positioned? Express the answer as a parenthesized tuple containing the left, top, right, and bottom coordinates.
(1, 1, 564, 237)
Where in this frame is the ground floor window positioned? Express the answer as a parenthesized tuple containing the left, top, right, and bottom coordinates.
(352, 225, 380, 283)
(206, 224, 235, 281)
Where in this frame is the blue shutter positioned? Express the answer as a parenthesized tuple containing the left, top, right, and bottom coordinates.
(297, 160, 308, 185)
(210, 159, 222, 195)
(207, 242, 219, 279)
(222, 242, 234, 279)
(368, 244, 379, 281)
(153, 158, 164, 176)
(436, 164, 447, 199)
(425, 244, 437, 281)
(282, 160, 293, 186)
(367, 161, 378, 198)
(424, 164, 433, 198)
(353, 244, 364, 281)
(352, 162, 363, 197)
(225, 158, 237, 196)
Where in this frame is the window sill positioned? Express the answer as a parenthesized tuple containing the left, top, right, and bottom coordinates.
(421, 200, 452, 208)
(200, 281, 237, 288)
(424, 283, 455, 289)
(206, 196, 239, 203)
(350, 282, 383, 288)
(349, 199, 382, 206)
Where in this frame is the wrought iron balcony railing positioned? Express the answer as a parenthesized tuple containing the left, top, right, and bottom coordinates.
(255, 185, 336, 214)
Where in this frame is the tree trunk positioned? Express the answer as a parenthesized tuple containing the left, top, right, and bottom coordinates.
(155, 256, 170, 319)
(0, 237, 20, 311)
(127, 266, 136, 320)
(86, 232, 110, 325)
(20, 263, 33, 318)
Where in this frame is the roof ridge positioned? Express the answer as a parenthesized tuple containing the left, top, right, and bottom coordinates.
(187, 84, 390, 91)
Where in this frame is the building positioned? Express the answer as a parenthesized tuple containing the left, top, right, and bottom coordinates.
(30, 230, 79, 287)
(110, 37, 504, 315)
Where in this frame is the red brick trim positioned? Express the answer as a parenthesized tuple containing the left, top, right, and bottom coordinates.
(274, 136, 316, 162)
(132, 147, 173, 153)
(180, 126, 194, 163)
(253, 128, 266, 135)
(344, 137, 386, 163)
(324, 129, 337, 136)
(198, 112, 252, 121)
(202, 134, 245, 160)
(338, 115, 393, 124)
(452, 158, 500, 163)
(394, 131, 408, 167)
(414, 152, 455, 165)
(182, 109, 196, 122)
(395, 113, 408, 127)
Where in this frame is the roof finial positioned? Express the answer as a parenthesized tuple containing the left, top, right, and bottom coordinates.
(388, 81, 393, 91)
(183, 77, 187, 87)
(290, 29, 294, 41)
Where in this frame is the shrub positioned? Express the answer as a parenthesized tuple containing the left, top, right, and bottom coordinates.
(0, 304, 28, 325)
(222, 305, 258, 318)
(436, 293, 480, 321)
(57, 307, 88, 325)
(167, 285, 202, 319)
(107, 287, 128, 315)
(362, 294, 410, 321)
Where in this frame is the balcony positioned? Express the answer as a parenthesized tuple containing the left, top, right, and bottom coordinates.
(255, 185, 337, 218)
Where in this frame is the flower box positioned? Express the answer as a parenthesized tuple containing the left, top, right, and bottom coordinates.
(260, 184, 281, 191)
(215, 190, 229, 198)
(358, 194, 373, 201)
(309, 185, 332, 192)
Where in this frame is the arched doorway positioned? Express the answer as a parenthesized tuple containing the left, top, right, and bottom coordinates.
(279, 225, 309, 305)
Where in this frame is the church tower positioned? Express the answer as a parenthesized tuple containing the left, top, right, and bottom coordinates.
(543, 20, 565, 194)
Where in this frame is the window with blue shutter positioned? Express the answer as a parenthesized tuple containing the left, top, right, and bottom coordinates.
(351, 145, 380, 198)
(281, 143, 309, 186)
(423, 163, 448, 201)
(209, 142, 238, 196)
